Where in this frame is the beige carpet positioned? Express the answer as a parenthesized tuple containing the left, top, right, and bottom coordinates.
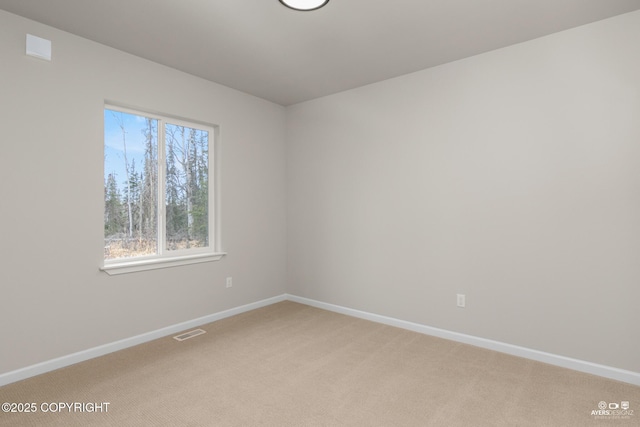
(1, 301, 638, 426)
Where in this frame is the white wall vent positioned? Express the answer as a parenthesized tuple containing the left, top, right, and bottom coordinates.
(173, 329, 206, 341)
(26, 34, 52, 61)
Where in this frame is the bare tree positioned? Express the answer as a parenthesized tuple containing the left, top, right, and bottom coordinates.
(112, 112, 134, 238)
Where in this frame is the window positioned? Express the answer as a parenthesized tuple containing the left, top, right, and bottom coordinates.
(102, 105, 224, 274)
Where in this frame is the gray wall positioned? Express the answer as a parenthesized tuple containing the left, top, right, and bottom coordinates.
(0, 10, 287, 374)
(286, 11, 640, 372)
(2, 7, 639, 378)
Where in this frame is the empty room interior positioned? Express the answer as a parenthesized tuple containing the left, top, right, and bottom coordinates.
(1, 1, 639, 425)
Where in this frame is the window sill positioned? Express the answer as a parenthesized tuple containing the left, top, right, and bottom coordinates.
(100, 252, 227, 275)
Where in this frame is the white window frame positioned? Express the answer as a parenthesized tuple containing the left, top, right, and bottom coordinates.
(101, 104, 225, 275)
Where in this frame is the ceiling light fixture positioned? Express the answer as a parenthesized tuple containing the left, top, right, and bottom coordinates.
(279, 0, 330, 12)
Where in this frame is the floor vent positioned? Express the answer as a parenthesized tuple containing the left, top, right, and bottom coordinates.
(173, 329, 206, 342)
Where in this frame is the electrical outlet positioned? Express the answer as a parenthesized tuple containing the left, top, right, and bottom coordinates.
(456, 294, 465, 308)
(226, 277, 233, 288)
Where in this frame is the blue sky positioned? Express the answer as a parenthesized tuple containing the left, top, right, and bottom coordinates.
(104, 109, 156, 194)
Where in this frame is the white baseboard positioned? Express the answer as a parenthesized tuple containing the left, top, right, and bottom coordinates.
(3, 293, 638, 388)
(0, 295, 286, 387)
(286, 294, 640, 387)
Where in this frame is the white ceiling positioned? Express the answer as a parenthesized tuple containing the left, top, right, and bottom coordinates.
(2, 0, 640, 106)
